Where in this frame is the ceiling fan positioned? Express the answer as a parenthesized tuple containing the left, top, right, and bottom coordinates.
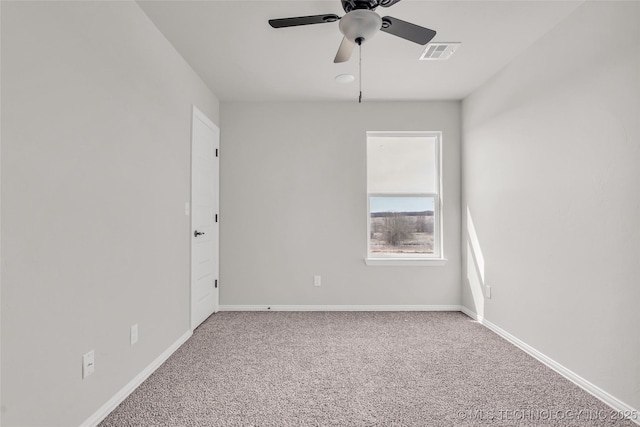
(268, 0, 437, 63)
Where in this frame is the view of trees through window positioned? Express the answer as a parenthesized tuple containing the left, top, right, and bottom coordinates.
(369, 196, 435, 255)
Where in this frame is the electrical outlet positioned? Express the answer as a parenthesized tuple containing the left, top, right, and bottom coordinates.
(130, 324, 139, 346)
(485, 285, 492, 299)
(185, 202, 190, 216)
(82, 350, 95, 379)
(314, 275, 321, 287)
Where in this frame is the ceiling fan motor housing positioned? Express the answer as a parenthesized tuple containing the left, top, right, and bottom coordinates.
(339, 9, 382, 44)
(341, 0, 379, 13)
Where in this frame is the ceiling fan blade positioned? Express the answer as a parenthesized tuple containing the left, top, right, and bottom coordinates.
(334, 37, 355, 63)
(378, 0, 403, 7)
(269, 14, 340, 28)
(380, 16, 436, 45)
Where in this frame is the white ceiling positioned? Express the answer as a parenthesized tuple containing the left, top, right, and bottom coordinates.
(137, 0, 583, 102)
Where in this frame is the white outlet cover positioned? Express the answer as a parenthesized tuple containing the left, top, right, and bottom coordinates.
(314, 275, 321, 286)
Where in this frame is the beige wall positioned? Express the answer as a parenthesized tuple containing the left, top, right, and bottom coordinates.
(462, 1, 640, 411)
(1, 2, 218, 426)
(220, 101, 461, 307)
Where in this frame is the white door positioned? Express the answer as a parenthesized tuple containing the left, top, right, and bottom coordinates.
(191, 106, 219, 330)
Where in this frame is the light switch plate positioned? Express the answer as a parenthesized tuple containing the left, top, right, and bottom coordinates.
(130, 324, 139, 346)
(82, 350, 95, 379)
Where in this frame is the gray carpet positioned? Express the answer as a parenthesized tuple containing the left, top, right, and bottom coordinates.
(100, 312, 635, 426)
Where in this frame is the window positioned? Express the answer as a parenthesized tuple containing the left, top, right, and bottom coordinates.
(366, 132, 444, 265)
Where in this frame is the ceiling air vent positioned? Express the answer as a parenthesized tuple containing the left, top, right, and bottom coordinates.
(419, 42, 460, 61)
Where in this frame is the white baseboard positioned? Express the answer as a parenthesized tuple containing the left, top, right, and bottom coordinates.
(79, 330, 193, 427)
(219, 304, 462, 312)
(460, 305, 482, 321)
(460, 307, 639, 426)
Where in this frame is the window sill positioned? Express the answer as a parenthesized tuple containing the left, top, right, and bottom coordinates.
(364, 258, 448, 266)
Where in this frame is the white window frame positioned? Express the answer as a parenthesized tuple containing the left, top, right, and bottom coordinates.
(365, 131, 446, 266)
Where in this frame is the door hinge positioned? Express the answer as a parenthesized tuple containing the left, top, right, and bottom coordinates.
(215, 148, 218, 157)
(214, 279, 218, 288)
(215, 214, 218, 223)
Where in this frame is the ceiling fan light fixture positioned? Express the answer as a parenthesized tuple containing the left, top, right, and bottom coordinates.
(339, 9, 382, 43)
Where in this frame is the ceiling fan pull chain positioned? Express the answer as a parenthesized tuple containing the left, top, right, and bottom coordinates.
(358, 41, 362, 103)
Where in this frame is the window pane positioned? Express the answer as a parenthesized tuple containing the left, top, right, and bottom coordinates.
(367, 136, 437, 194)
(369, 196, 435, 255)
